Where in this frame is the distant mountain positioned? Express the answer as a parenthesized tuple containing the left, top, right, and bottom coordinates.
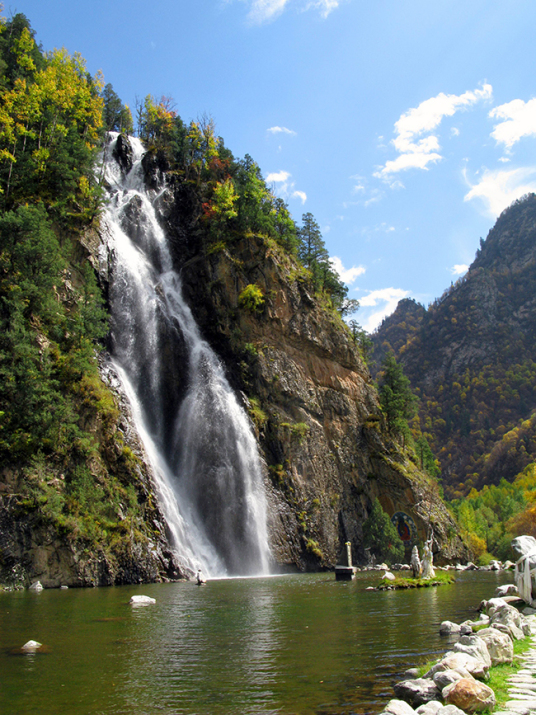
(372, 194, 536, 499)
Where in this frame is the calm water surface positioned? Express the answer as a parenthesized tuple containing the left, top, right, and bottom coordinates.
(0, 571, 508, 715)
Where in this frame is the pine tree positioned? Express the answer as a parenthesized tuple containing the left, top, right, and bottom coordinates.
(378, 352, 418, 440)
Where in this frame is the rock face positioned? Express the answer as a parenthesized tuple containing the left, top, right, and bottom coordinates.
(0, 355, 183, 589)
(153, 179, 468, 569)
(372, 194, 536, 497)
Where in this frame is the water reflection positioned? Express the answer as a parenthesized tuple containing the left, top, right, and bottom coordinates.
(0, 571, 508, 715)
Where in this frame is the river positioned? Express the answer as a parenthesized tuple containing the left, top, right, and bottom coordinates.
(0, 570, 509, 715)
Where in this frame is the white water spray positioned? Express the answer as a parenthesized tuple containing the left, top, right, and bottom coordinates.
(102, 133, 270, 578)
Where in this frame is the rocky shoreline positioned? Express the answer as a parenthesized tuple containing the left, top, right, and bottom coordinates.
(378, 584, 536, 715)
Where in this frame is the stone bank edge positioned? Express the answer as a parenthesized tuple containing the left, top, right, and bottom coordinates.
(379, 593, 536, 715)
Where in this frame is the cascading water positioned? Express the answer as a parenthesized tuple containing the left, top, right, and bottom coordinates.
(101, 133, 271, 578)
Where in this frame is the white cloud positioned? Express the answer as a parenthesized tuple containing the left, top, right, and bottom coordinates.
(241, 0, 340, 24)
(266, 170, 306, 204)
(305, 0, 340, 18)
(358, 287, 410, 332)
(247, 0, 290, 23)
(292, 190, 307, 204)
(450, 264, 468, 275)
(361, 222, 395, 235)
(464, 166, 536, 217)
(267, 126, 297, 136)
(451, 127, 460, 137)
(490, 98, 536, 150)
(375, 84, 492, 180)
(330, 257, 366, 285)
(266, 170, 291, 183)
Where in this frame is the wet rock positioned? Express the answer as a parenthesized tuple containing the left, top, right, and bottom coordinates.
(443, 678, 496, 712)
(112, 134, 133, 175)
(440, 621, 461, 635)
(393, 679, 442, 707)
(459, 622, 473, 635)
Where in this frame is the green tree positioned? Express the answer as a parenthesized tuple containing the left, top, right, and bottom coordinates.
(378, 352, 418, 440)
(416, 435, 441, 477)
(362, 498, 405, 565)
(101, 82, 133, 133)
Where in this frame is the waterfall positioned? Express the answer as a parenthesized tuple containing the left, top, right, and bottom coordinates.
(101, 133, 271, 578)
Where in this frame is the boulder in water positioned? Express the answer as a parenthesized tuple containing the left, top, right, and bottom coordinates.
(129, 595, 156, 605)
(439, 621, 461, 635)
(21, 640, 42, 651)
(393, 679, 441, 707)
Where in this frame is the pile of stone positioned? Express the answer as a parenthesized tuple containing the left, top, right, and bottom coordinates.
(378, 593, 535, 715)
(358, 561, 515, 573)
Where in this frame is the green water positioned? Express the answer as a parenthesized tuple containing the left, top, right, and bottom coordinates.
(0, 571, 508, 715)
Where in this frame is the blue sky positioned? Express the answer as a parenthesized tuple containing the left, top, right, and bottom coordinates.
(14, 0, 536, 330)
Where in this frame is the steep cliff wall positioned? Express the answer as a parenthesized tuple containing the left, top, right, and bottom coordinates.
(148, 161, 468, 567)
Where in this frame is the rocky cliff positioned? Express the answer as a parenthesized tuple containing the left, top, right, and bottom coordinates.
(0, 137, 469, 590)
(139, 148, 468, 569)
(372, 194, 536, 498)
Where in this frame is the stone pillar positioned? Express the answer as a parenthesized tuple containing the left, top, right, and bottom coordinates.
(346, 541, 352, 567)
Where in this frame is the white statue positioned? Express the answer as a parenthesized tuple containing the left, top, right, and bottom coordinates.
(421, 538, 435, 579)
(411, 545, 422, 579)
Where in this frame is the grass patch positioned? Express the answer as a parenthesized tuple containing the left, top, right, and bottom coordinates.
(378, 572, 456, 590)
(487, 636, 534, 711)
